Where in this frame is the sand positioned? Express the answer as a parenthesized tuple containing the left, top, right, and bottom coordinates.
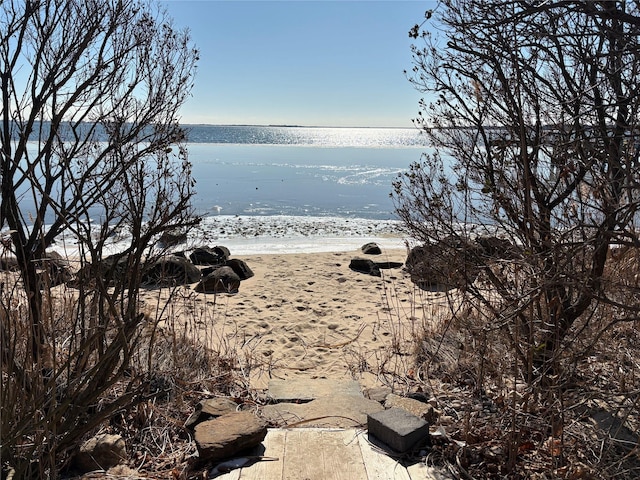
(140, 245, 449, 393)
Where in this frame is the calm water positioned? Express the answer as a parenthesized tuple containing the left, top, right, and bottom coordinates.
(186, 125, 428, 220)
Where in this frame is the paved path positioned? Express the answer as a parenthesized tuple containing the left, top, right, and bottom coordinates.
(215, 379, 453, 479)
(215, 428, 450, 480)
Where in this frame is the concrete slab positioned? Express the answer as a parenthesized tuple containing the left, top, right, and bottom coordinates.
(268, 378, 363, 403)
(261, 395, 383, 428)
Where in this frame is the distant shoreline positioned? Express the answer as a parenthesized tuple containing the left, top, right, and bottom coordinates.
(182, 123, 418, 130)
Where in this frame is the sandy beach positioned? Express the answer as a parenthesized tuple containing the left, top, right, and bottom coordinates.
(139, 242, 449, 394)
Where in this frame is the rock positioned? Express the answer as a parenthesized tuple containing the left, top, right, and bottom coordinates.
(361, 242, 382, 255)
(405, 238, 481, 290)
(475, 236, 518, 259)
(74, 433, 126, 473)
(189, 246, 230, 266)
(224, 258, 254, 280)
(194, 411, 267, 463)
(41, 250, 69, 268)
(385, 394, 438, 423)
(349, 258, 381, 277)
(0, 256, 19, 271)
(194, 266, 241, 293)
(158, 230, 188, 248)
(141, 255, 202, 286)
(375, 261, 404, 269)
(261, 395, 384, 428)
(71, 254, 128, 287)
(185, 398, 239, 431)
(363, 386, 392, 403)
(214, 245, 231, 259)
(36, 252, 73, 289)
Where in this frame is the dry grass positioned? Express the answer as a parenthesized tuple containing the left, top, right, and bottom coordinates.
(0, 256, 259, 479)
(4, 246, 640, 479)
(401, 249, 640, 479)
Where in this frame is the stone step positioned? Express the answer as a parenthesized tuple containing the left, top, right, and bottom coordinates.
(267, 378, 363, 403)
(261, 394, 383, 428)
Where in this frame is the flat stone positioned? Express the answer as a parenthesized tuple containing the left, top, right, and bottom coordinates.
(268, 378, 363, 403)
(385, 393, 437, 422)
(184, 397, 239, 430)
(74, 434, 126, 473)
(349, 257, 381, 276)
(261, 394, 383, 428)
(368, 408, 430, 453)
(194, 411, 267, 462)
(363, 386, 392, 403)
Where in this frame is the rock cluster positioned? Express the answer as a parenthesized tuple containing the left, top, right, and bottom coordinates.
(405, 235, 518, 290)
(349, 242, 404, 277)
(0, 244, 255, 295)
(185, 397, 267, 464)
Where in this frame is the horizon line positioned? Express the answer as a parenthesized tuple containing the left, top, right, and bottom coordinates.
(180, 123, 417, 129)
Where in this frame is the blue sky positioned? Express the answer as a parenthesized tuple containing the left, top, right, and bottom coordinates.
(161, 1, 434, 127)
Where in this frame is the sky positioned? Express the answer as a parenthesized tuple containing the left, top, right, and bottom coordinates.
(161, 1, 435, 128)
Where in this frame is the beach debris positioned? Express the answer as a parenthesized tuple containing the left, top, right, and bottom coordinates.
(141, 255, 202, 286)
(349, 257, 381, 276)
(361, 242, 382, 255)
(189, 245, 230, 266)
(194, 266, 240, 293)
(185, 397, 240, 431)
(194, 411, 267, 463)
(73, 433, 127, 473)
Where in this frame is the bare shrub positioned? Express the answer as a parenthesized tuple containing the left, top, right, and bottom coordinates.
(0, 0, 200, 477)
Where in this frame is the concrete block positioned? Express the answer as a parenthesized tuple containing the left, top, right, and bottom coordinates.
(367, 408, 430, 452)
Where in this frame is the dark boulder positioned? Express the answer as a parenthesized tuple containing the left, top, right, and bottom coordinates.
(158, 230, 188, 248)
(71, 254, 129, 288)
(349, 258, 381, 277)
(224, 258, 254, 280)
(0, 256, 19, 271)
(405, 238, 481, 290)
(189, 246, 230, 266)
(376, 261, 404, 269)
(201, 258, 254, 281)
(142, 255, 202, 286)
(361, 242, 382, 255)
(475, 235, 518, 259)
(36, 251, 72, 288)
(195, 266, 241, 293)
